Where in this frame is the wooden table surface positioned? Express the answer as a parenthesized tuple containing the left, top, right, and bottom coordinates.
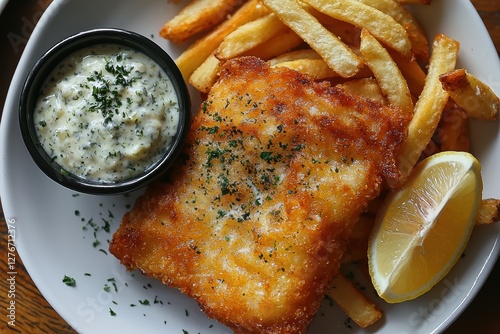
(0, 1, 499, 333)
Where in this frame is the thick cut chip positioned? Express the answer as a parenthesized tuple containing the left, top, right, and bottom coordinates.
(360, 29, 413, 114)
(269, 49, 337, 80)
(262, 0, 362, 78)
(398, 34, 460, 176)
(268, 49, 373, 81)
(434, 104, 470, 152)
(268, 48, 322, 65)
(395, 0, 431, 4)
(110, 57, 410, 334)
(273, 58, 337, 79)
(337, 78, 386, 103)
(302, 0, 412, 58)
(439, 68, 499, 121)
(242, 28, 304, 60)
(328, 274, 382, 328)
(215, 13, 289, 60)
(160, 0, 242, 43)
(356, 0, 429, 60)
(189, 52, 223, 93)
(390, 50, 427, 98)
(175, 0, 269, 80)
(476, 199, 500, 225)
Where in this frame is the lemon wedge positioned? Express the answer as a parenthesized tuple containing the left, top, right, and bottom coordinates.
(368, 151, 483, 303)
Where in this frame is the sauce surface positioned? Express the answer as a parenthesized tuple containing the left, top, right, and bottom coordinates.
(34, 44, 180, 183)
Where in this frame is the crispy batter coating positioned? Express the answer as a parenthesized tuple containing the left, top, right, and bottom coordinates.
(110, 57, 409, 334)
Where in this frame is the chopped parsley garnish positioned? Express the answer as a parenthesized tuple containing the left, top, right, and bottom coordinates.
(86, 56, 137, 124)
(62, 275, 76, 287)
(260, 151, 282, 163)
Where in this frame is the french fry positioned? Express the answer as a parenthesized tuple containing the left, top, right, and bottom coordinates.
(323, 19, 362, 48)
(273, 58, 337, 80)
(189, 53, 223, 94)
(476, 199, 500, 225)
(262, 0, 363, 78)
(215, 14, 289, 60)
(307, 9, 362, 47)
(242, 29, 304, 60)
(356, 0, 429, 60)
(268, 49, 322, 66)
(193, 32, 302, 93)
(175, 0, 270, 80)
(337, 78, 386, 103)
(285, 3, 362, 48)
(328, 274, 383, 328)
(434, 104, 470, 152)
(189, 30, 300, 93)
(439, 69, 500, 121)
(360, 29, 413, 114)
(302, 0, 413, 58)
(270, 49, 371, 80)
(398, 34, 460, 177)
(394, 0, 431, 4)
(160, 0, 242, 43)
(390, 50, 426, 98)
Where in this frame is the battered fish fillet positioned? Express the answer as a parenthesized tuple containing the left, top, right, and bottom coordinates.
(110, 57, 410, 334)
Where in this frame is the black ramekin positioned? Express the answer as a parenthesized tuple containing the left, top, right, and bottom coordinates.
(19, 28, 191, 194)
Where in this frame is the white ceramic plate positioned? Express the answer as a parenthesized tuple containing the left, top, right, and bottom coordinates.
(0, 0, 9, 15)
(1, 0, 499, 333)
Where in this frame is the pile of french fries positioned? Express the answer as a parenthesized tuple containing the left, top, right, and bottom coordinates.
(160, 0, 500, 329)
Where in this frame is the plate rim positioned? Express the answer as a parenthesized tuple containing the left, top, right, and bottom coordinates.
(0, 0, 8, 15)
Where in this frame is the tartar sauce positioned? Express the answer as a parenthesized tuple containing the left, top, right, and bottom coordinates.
(34, 44, 180, 183)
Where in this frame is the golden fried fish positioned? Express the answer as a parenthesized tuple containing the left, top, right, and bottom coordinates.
(110, 57, 409, 334)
